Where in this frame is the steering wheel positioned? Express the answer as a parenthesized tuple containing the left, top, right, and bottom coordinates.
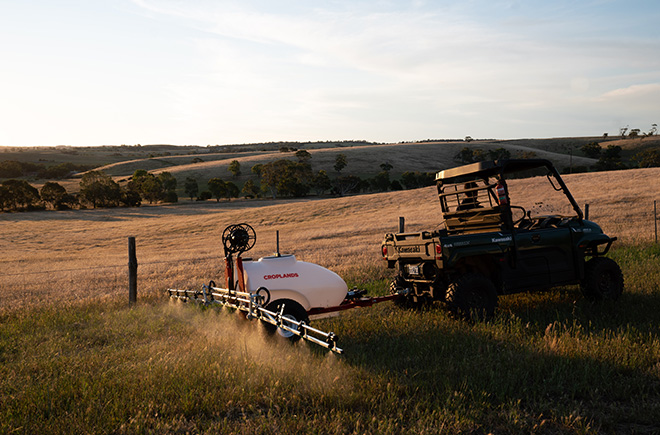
(222, 223, 257, 255)
(510, 206, 527, 227)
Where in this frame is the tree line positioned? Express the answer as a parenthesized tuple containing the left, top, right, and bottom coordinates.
(5, 140, 659, 214)
(579, 142, 660, 171)
(0, 170, 179, 213)
(183, 153, 437, 202)
(454, 143, 660, 173)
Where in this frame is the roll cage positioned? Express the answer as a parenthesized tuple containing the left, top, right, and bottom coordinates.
(435, 159, 583, 235)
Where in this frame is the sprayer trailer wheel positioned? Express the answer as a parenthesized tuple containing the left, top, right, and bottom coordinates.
(264, 299, 309, 341)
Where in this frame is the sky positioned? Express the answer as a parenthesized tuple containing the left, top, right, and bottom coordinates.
(1, 0, 659, 147)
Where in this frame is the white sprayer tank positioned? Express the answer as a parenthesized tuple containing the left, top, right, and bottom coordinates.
(241, 255, 348, 310)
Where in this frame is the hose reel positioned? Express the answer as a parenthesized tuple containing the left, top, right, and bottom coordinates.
(222, 223, 257, 256)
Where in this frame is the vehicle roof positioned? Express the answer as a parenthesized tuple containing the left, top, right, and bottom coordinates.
(435, 159, 555, 183)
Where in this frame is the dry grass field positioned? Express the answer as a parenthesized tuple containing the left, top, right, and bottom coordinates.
(1, 167, 658, 312)
(2, 166, 660, 434)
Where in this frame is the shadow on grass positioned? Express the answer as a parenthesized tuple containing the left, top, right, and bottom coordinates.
(501, 285, 660, 337)
(332, 295, 660, 433)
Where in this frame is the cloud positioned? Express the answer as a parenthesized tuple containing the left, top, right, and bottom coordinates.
(100, 1, 660, 142)
(594, 83, 660, 118)
(600, 83, 660, 100)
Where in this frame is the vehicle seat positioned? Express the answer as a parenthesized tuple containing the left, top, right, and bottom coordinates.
(444, 206, 505, 235)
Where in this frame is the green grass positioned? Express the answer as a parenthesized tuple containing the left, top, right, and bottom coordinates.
(2, 244, 660, 434)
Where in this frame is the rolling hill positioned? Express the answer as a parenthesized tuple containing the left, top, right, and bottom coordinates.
(90, 140, 598, 188)
(4, 136, 659, 196)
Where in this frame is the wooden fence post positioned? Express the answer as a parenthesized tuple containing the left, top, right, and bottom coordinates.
(128, 236, 137, 306)
(584, 203, 590, 220)
(654, 200, 657, 244)
(399, 216, 405, 233)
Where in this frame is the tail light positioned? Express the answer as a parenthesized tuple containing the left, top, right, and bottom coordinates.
(435, 244, 442, 258)
(382, 245, 388, 257)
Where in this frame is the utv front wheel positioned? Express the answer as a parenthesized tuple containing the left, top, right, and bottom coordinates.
(581, 257, 624, 301)
(446, 273, 498, 321)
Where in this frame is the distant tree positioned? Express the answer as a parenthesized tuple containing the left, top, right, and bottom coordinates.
(38, 162, 79, 179)
(400, 172, 418, 189)
(138, 174, 163, 204)
(280, 162, 312, 197)
(0, 161, 24, 178)
(593, 145, 626, 171)
(295, 150, 311, 163)
(131, 170, 158, 204)
(225, 181, 240, 199)
(208, 178, 228, 202)
(184, 177, 199, 200)
(464, 136, 473, 142)
(380, 162, 393, 172)
(420, 172, 436, 187)
(260, 160, 290, 199)
(581, 142, 602, 159)
(241, 179, 259, 198)
(357, 177, 371, 193)
(228, 160, 241, 178)
(2, 179, 40, 210)
(120, 187, 142, 207)
(334, 175, 362, 196)
(158, 172, 177, 193)
(259, 159, 312, 198)
(0, 184, 11, 211)
(133, 169, 148, 178)
(162, 190, 178, 203)
(619, 126, 628, 137)
(650, 123, 658, 136)
(198, 191, 212, 201)
(391, 180, 403, 191)
(400, 171, 434, 189)
(129, 170, 176, 204)
(455, 147, 475, 164)
(473, 149, 487, 161)
(633, 149, 660, 168)
(79, 171, 121, 208)
(455, 147, 489, 164)
(515, 150, 538, 159)
(629, 128, 641, 138)
(369, 171, 391, 192)
(312, 170, 332, 195)
(603, 132, 609, 138)
(334, 154, 347, 174)
(40, 182, 68, 210)
(488, 147, 511, 161)
(603, 145, 622, 160)
(251, 164, 263, 177)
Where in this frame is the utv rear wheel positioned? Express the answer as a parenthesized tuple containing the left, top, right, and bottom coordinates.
(264, 299, 309, 341)
(446, 273, 498, 321)
(581, 257, 624, 301)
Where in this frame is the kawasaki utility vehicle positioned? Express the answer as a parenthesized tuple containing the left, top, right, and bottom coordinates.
(382, 159, 623, 319)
